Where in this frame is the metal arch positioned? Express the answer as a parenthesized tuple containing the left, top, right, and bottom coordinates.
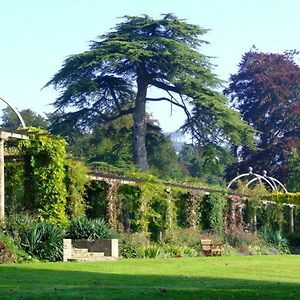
(227, 167, 288, 193)
(244, 176, 276, 192)
(227, 173, 253, 189)
(252, 173, 277, 191)
(227, 167, 261, 189)
(0, 96, 26, 128)
(265, 176, 288, 193)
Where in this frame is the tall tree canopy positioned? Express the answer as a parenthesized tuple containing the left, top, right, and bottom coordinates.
(46, 14, 254, 170)
(224, 49, 300, 181)
(1, 108, 48, 129)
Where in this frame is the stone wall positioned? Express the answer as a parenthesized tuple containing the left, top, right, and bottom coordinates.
(63, 238, 119, 262)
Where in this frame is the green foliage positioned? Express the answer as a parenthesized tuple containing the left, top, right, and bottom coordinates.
(146, 126, 185, 180)
(85, 181, 109, 219)
(287, 148, 300, 192)
(201, 192, 226, 233)
(119, 233, 149, 258)
(4, 161, 25, 212)
(1, 213, 36, 244)
(264, 192, 300, 206)
(0, 238, 15, 264)
(179, 144, 232, 185)
(161, 228, 201, 250)
(1, 107, 48, 129)
(20, 131, 68, 224)
(243, 199, 259, 230)
(139, 183, 178, 240)
(287, 232, 300, 246)
(259, 227, 289, 253)
(119, 231, 199, 259)
(256, 203, 285, 231)
(117, 184, 142, 232)
(64, 159, 89, 218)
(66, 218, 116, 240)
(3, 214, 64, 262)
(19, 222, 64, 261)
(46, 14, 254, 170)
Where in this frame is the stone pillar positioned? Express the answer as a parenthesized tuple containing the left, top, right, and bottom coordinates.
(289, 205, 294, 233)
(106, 182, 118, 230)
(0, 139, 4, 220)
(63, 239, 72, 262)
(253, 207, 257, 233)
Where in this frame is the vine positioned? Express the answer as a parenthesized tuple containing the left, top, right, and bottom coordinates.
(20, 132, 68, 225)
(201, 192, 227, 233)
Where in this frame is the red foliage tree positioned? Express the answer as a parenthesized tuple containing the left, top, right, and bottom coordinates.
(224, 49, 300, 182)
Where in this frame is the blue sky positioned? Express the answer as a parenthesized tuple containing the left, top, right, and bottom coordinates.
(1, 0, 299, 131)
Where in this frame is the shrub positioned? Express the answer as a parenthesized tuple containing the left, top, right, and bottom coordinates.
(119, 233, 149, 258)
(287, 232, 300, 247)
(225, 229, 259, 248)
(66, 218, 116, 240)
(161, 228, 201, 249)
(20, 222, 64, 261)
(161, 244, 184, 258)
(259, 227, 289, 252)
(1, 213, 36, 243)
(144, 245, 161, 258)
(0, 240, 15, 264)
(0, 232, 34, 263)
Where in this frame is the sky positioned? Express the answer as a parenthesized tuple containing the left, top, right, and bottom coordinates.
(1, 0, 300, 132)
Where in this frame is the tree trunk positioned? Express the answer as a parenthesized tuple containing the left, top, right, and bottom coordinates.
(133, 76, 149, 170)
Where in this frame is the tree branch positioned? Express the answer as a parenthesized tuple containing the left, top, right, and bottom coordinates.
(149, 80, 179, 93)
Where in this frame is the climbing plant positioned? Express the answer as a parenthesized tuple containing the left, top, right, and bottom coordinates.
(201, 192, 227, 233)
(117, 184, 142, 233)
(85, 181, 109, 219)
(64, 159, 89, 219)
(19, 131, 68, 224)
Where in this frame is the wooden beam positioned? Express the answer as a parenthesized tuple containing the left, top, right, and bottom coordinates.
(0, 130, 29, 140)
(0, 139, 4, 219)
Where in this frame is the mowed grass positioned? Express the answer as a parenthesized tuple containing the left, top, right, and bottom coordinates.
(1, 255, 300, 299)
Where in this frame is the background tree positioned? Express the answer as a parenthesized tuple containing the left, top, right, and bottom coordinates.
(52, 113, 185, 179)
(224, 49, 300, 182)
(287, 148, 300, 192)
(45, 14, 254, 170)
(179, 143, 233, 185)
(1, 108, 48, 129)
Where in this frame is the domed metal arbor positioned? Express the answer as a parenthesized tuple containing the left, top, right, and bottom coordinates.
(227, 167, 295, 232)
(227, 167, 288, 193)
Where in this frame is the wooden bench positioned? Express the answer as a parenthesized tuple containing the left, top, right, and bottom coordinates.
(200, 239, 223, 256)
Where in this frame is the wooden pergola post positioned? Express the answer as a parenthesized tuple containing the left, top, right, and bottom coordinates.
(0, 130, 28, 220)
(0, 138, 4, 219)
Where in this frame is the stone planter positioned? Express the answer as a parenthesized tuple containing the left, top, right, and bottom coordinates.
(63, 238, 118, 262)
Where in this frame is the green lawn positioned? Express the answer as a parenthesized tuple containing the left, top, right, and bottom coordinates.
(1, 255, 300, 299)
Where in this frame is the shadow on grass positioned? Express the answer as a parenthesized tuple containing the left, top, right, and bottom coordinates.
(0, 266, 299, 300)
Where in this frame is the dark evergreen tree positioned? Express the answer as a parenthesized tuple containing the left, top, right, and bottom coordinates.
(45, 14, 254, 170)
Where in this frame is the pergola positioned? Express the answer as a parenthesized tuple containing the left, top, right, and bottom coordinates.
(227, 167, 295, 233)
(0, 97, 28, 219)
